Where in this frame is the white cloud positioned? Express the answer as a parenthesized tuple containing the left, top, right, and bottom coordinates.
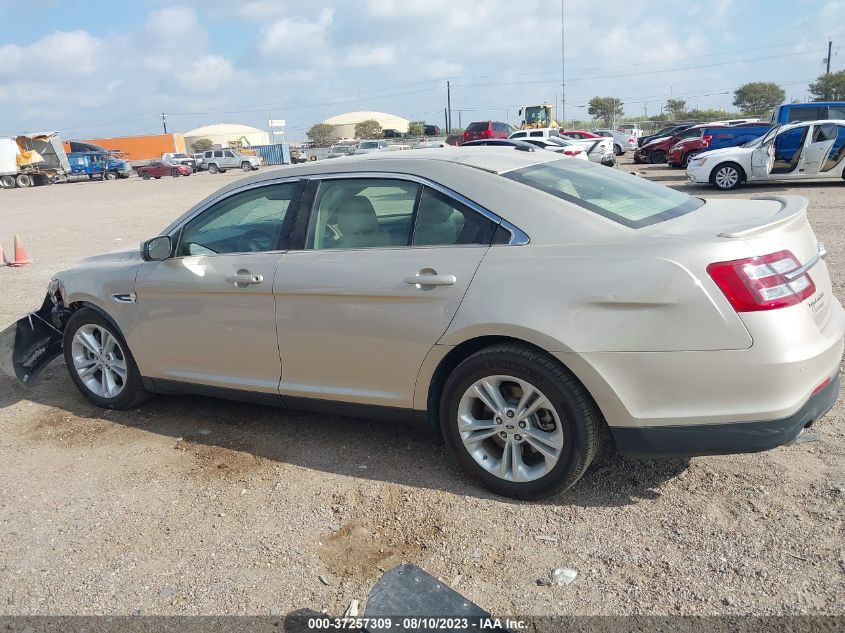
(236, 1, 289, 19)
(176, 55, 235, 93)
(258, 8, 334, 57)
(341, 46, 395, 68)
(0, 30, 103, 77)
(146, 6, 200, 41)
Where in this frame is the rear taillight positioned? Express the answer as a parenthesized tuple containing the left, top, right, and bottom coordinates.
(628, 137, 636, 143)
(479, 129, 492, 139)
(563, 149, 581, 156)
(707, 250, 816, 312)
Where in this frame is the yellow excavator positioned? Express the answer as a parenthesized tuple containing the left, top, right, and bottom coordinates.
(518, 104, 558, 129)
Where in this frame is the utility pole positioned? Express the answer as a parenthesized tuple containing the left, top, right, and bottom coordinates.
(446, 81, 452, 133)
(560, 0, 565, 127)
(161, 112, 167, 134)
(444, 108, 448, 134)
(827, 39, 832, 75)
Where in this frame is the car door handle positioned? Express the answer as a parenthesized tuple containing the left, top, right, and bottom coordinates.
(226, 271, 264, 287)
(404, 273, 456, 286)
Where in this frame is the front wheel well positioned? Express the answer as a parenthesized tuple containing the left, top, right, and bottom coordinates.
(425, 336, 606, 434)
(709, 161, 747, 183)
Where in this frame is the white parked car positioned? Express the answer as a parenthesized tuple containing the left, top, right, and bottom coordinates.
(509, 128, 560, 140)
(354, 140, 390, 155)
(510, 130, 613, 165)
(617, 123, 643, 138)
(202, 149, 260, 174)
(687, 120, 845, 190)
(592, 129, 638, 155)
(515, 137, 588, 160)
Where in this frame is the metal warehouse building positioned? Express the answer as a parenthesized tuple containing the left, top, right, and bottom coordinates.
(322, 111, 410, 139)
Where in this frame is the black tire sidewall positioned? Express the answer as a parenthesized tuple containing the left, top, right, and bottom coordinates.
(171, 169, 179, 177)
(62, 308, 144, 409)
(440, 349, 593, 499)
(209, 164, 219, 174)
(650, 149, 666, 164)
(711, 162, 743, 190)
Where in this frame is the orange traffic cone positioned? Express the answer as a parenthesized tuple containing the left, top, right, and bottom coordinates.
(8, 235, 32, 267)
(0, 240, 7, 266)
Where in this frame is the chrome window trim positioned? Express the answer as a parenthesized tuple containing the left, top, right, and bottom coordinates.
(303, 171, 529, 246)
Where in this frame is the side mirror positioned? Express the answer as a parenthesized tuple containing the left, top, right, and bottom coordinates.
(142, 235, 172, 261)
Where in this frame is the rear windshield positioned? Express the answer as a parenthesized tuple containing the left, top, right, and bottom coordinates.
(466, 122, 488, 132)
(503, 159, 703, 228)
(360, 142, 378, 149)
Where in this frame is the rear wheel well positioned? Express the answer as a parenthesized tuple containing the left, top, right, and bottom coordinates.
(425, 336, 606, 434)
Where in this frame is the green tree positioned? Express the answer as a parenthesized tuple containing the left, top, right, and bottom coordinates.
(306, 123, 338, 147)
(191, 138, 213, 152)
(407, 121, 426, 136)
(809, 70, 845, 101)
(587, 96, 624, 126)
(354, 119, 383, 139)
(732, 82, 785, 115)
(664, 99, 687, 119)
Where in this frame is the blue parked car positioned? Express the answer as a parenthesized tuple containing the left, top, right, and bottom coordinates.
(68, 151, 132, 181)
(771, 102, 845, 124)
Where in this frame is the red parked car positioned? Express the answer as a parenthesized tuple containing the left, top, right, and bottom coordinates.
(560, 130, 601, 139)
(463, 121, 515, 143)
(137, 161, 192, 180)
(667, 122, 773, 167)
(633, 124, 707, 164)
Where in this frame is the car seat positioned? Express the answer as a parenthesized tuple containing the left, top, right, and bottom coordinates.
(336, 196, 391, 248)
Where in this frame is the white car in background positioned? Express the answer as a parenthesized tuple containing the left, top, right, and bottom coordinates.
(687, 120, 845, 190)
(354, 140, 390, 155)
(510, 130, 614, 165)
(592, 129, 638, 155)
(515, 137, 588, 160)
(617, 123, 643, 138)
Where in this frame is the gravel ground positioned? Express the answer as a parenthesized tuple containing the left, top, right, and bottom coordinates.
(0, 161, 843, 617)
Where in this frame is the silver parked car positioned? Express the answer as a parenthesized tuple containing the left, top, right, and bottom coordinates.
(3, 149, 842, 499)
(202, 148, 260, 174)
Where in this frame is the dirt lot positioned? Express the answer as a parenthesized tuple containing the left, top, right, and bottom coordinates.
(0, 161, 843, 617)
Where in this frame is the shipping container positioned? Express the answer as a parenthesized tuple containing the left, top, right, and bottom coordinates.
(250, 143, 290, 166)
(64, 133, 186, 161)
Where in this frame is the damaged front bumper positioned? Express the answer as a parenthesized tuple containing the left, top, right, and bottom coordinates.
(0, 294, 66, 385)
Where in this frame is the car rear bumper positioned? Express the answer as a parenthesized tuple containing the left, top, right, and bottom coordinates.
(610, 371, 840, 457)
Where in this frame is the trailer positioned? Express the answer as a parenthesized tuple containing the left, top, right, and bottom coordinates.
(0, 132, 70, 189)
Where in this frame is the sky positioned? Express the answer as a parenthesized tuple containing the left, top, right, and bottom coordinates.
(0, 0, 843, 142)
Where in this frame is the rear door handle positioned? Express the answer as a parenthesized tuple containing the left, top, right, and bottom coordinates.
(404, 273, 456, 286)
(226, 270, 264, 287)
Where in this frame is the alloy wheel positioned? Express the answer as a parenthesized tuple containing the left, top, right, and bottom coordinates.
(714, 166, 739, 189)
(70, 324, 127, 399)
(457, 375, 564, 483)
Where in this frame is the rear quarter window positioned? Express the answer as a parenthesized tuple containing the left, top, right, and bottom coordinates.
(503, 159, 703, 229)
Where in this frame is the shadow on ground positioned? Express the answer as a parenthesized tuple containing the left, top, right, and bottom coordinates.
(1, 360, 689, 508)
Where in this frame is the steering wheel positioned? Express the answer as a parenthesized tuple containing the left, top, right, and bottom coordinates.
(237, 228, 276, 253)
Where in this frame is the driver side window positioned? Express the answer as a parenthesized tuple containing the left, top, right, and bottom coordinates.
(178, 182, 297, 256)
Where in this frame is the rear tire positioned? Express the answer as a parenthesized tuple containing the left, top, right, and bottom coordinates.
(170, 168, 180, 177)
(649, 149, 667, 164)
(63, 308, 152, 410)
(613, 143, 623, 156)
(141, 171, 151, 180)
(1, 174, 16, 188)
(682, 151, 699, 168)
(439, 344, 599, 500)
(15, 174, 33, 188)
(208, 164, 219, 174)
(710, 162, 744, 190)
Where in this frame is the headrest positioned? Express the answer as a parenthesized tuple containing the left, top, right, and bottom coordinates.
(338, 196, 379, 235)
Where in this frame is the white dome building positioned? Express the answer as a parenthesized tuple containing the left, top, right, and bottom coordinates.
(183, 123, 270, 152)
(322, 111, 410, 139)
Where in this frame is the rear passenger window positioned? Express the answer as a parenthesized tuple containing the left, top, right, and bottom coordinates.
(214, 151, 223, 158)
(829, 106, 845, 119)
(787, 107, 822, 123)
(412, 187, 497, 246)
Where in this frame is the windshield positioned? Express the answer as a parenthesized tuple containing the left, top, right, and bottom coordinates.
(742, 125, 780, 148)
(503, 159, 703, 229)
(466, 122, 488, 133)
(331, 145, 351, 153)
(543, 137, 570, 146)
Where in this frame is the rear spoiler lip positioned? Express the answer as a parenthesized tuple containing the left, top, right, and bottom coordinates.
(718, 195, 808, 239)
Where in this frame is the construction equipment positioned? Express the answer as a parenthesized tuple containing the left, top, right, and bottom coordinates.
(0, 132, 70, 189)
(518, 104, 558, 129)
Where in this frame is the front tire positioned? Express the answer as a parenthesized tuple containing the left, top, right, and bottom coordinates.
(105, 171, 118, 181)
(141, 171, 151, 180)
(170, 168, 180, 177)
(710, 162, 744, 190)
(241, 161, 252, 172)
(649, 149, 667, 164)
(439, 344, 599, 500)
(63, 308, 151, 410)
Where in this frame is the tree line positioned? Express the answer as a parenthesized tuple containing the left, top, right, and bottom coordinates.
(587, 70, 845, 126)
(306, 119, 432, 147)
